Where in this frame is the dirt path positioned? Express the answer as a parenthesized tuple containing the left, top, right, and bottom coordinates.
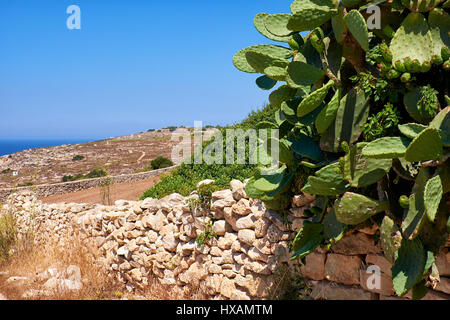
(40, 176, 160, 204)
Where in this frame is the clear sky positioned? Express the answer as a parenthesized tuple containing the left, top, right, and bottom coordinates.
(0, 0, 292, 140)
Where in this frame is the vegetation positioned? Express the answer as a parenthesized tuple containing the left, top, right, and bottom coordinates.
(62, 169, 108, 182)
(17, 182, 33, 187)
(150, 156, 174, 170)
(0, 212, 17, 262)
(233, 0, 449, 299)
(140, 104, 276, 199)
(72, 155, 85, 161)
(1, 168, 12, 174)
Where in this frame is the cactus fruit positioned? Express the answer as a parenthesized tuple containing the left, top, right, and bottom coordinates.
(310, 27, 326, 54)
(401, 0, 444, 12)
(288, 33, 304, 51)
(399, 195, 410, 209)
(400, 72, 411, 82)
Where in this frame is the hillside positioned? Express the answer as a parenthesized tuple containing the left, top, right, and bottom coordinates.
(0, 129, 184, 188)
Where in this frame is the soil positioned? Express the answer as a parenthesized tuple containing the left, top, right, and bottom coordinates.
(39, 176, 161, 204)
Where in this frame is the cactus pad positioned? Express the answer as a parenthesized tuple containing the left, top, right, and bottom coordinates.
(344, 10, 369, 52)
(320, 88, 370, 152)
(335, 192, 389, 225)
(233, 45, 293, 73)
(362, 137, 411, 159)
(391, 238, 427, 297)
(286, 61, 326, 88)
(390, 13, 433, 70)
(288, 0, 338, 32)
(297, 80, 335, 117)
(404, 127, 443, 163)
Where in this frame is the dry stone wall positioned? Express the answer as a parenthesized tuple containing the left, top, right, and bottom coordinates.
(0, 165, 178, 203)
(2, 181, 449, 300)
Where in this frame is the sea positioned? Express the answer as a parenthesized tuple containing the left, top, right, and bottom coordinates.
(0, 139, 94, 157)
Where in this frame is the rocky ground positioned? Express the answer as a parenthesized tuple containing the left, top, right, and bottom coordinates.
(0, 128, 218, 189)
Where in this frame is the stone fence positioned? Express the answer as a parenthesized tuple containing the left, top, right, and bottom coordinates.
(1, 182, 449, 300)
(0, 165, 178, 203)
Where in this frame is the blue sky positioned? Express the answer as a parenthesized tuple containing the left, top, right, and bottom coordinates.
(0, 0, 292, 140)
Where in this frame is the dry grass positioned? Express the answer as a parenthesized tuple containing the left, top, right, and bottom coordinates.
(0, 235, 209, 300)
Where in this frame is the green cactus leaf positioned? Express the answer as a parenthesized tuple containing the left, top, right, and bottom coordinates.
(297, 80, 334, 117)
(436, 161, 450, 193)
(390, 12, 433, 68)
(344, 10, 369, 51)
(269, 85, 297, 109)
(380, 216, 402, 264)
(264, 14, 294, 37)
(253, 165, 287, 192)
(286, 61, 326, 88)
(244, 177, 266, 199)
(398, 123, 427, 139)
(345, 143, 393, 188)
(358, 0, 388, 10)
(428, 9, 450, 61)
(254, 13, 292, 42)
(288, 0, 338, 32)
(315, 88, 341, 134)
(335, 192, 388, 225)
(288, 133, 325, 162)
(245, 50, 290, 74)
(404, 127, 443, 163)
(332, 6, 348, 43)
(255, 121, 278, 129)
(264, 66, 287, 81)
(342, 0, 363, 8)
(430, 107, 450, 147)
(362, 137, 411, 159)
(256, 75, 277, 90)
(302, 162, 348, 196)
(323, 207, 344, 243)
(233, 45, 293, 73)
(263, 192, 292, 211)
(424, 174, 443, 222)
(402, 168, 429, 239)
(403, 86, 440, 124)
(391, 238, 427, 297)
(320, 88, 370, 153)
(411, 280, 428, 300)
(291, 222, 324, 260)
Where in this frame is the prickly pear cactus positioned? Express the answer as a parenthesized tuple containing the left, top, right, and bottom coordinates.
(234, 0, 450, 299)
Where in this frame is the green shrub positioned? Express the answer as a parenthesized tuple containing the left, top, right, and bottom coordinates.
(72, 155, 85, 161)
(140, 104, 276, 199)
(62, 169, 107, 182)
(1, 168, 12, 174)
(151, 156, 174, 170)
